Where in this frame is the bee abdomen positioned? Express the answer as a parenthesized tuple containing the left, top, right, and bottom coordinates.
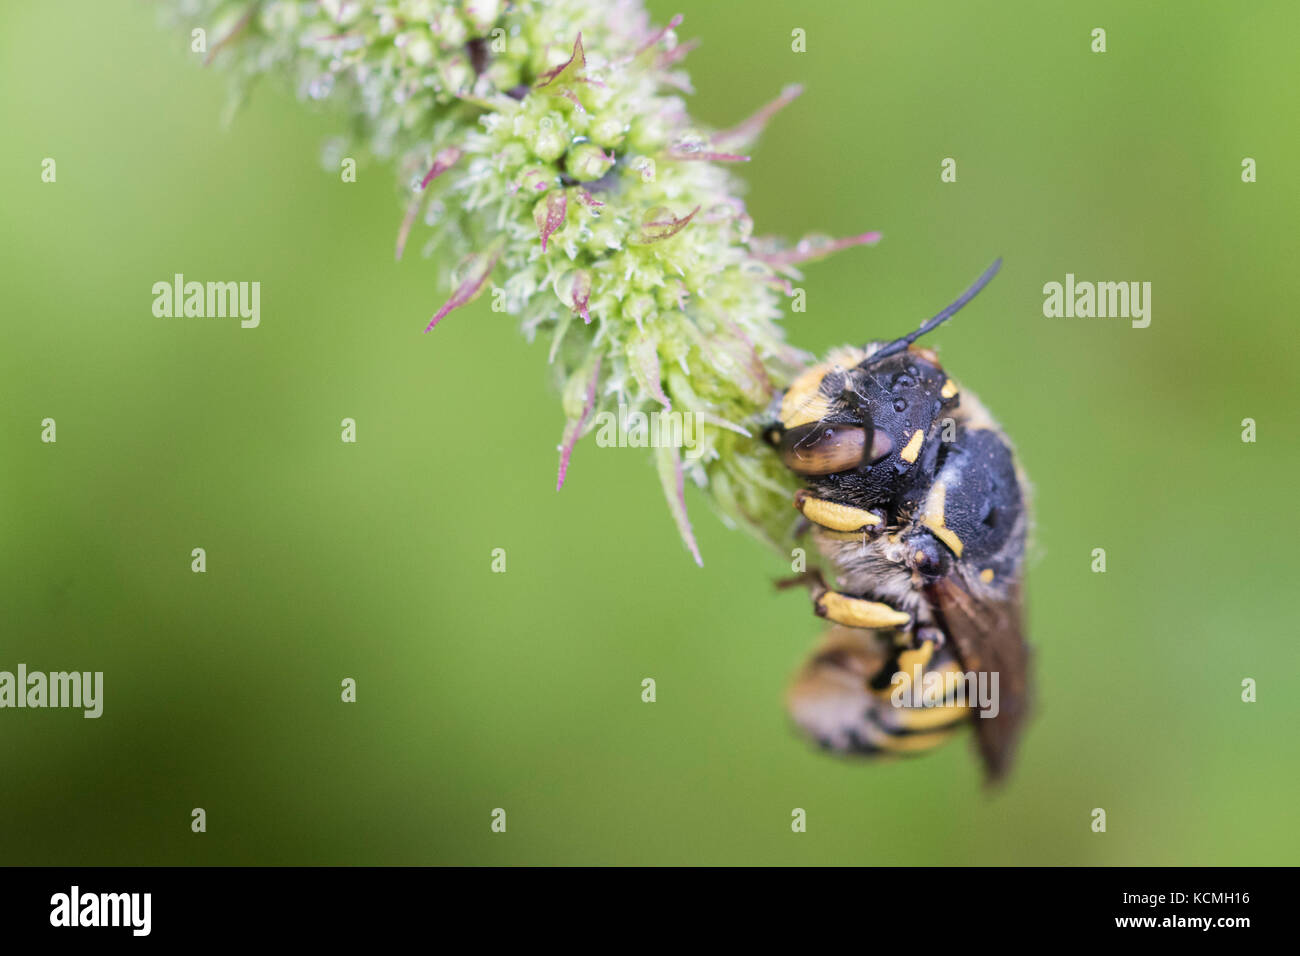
(787, 625, 970, 757)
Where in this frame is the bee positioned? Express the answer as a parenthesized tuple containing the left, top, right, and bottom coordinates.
(765, 259, 1030, 782)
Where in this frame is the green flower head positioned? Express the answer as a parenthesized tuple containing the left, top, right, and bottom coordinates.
(182, 0, 880, 561)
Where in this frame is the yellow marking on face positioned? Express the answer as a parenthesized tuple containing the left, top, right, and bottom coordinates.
(899, 429, 924, 464)
(798, 495, 881, 532)
(779, 362, 832, 428)
(779, 347, 865, 429)
(941, 379, 958, 399)
(817, 592, 911, 629)
(980, 568, 995, 583)
(920, 481, 964, 557)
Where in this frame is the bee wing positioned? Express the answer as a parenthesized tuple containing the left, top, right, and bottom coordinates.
(925, 574, 1030, 783)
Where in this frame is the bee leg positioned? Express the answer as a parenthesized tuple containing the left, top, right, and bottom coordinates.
(886, 624, 945, 649)
(912, 625, 946, 650)
(772, 532, 909, 630)
(885, 632, 945, 695)
(811, 583, 911, 630)
(773, 568, 827, 592)
(793, 490, 887, 534)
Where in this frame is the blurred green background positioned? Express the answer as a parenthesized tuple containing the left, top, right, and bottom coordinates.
(2, 0, 1297, 865)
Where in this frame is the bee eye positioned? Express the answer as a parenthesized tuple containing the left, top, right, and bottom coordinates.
(778, 423, 867, 475)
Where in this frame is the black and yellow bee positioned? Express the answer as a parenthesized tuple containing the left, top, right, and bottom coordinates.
(766, 260, 1030, 782)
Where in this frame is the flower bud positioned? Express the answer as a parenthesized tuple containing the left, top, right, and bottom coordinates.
(567, 143, 613, 181)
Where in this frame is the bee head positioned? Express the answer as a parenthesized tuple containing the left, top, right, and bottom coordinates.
(765, 347, 955, 488)
(764, 258, 1001, 500)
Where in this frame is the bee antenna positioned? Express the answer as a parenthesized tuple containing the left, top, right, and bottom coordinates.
(863, 257, 1003, 366)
